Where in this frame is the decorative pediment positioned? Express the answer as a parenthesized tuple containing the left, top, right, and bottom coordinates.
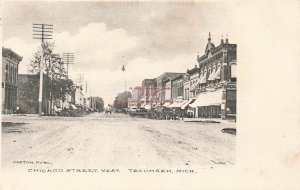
(205, 43, 215, 56)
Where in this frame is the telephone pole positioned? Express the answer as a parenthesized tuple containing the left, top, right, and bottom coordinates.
(62, 52, 74, 77)
(33, 23, 53, 116)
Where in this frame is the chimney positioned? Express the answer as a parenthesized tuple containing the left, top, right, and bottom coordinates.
(221, 34, 224, 44)
(225, 34, 229, 44)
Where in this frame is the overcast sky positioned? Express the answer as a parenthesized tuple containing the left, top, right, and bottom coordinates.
(3, 1, 238, 105)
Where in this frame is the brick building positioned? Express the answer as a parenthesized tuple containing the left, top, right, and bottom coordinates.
(190, 33, 237, 119)
(2, 47, 22, 114)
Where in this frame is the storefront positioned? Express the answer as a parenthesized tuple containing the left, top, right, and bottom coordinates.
(189, 89, 224, 118)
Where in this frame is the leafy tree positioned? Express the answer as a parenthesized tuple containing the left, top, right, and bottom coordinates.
(94, 97, 105, 112)
(29, 41, 74, 115)
(113, 91, 131, 109)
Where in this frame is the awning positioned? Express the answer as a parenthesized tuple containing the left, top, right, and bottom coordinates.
(200, 72, 207, 84)
(70, 104, 77, 109)
(190, 76, 201, 91)
(189, 89, 223, 107)
(214, 66, 221, 80)
(231, 64, 236, 78)
(169, 102, 176, 108)
(181, 99, 195, 109)
(173, 99, 187, 108)
(144, 105, 151, 110)
(207, 70, 216, 81)
(162, 101, 171, 107)
(169, 100, 185, 108)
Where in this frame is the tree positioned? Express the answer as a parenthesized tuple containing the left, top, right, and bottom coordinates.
(29, 41, 74, 115)
(113, 91, 131, 109)
(92, 97, 105, 112)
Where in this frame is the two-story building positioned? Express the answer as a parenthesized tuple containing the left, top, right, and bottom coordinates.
(190, 33, 237, 119)
(2, 47, 22, 114)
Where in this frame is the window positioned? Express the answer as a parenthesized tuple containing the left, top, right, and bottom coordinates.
(5, 64, 9, 82)
(10, 66, 13, 83)
(15, 68, 18, 84)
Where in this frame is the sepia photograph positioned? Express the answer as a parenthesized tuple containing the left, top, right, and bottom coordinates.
(2, 1, 236, 170)
(1, 0, 300, 190)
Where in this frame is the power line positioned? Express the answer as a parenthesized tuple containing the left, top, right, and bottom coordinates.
(62, 52, 75, 76)
(32, 23, 53, 116)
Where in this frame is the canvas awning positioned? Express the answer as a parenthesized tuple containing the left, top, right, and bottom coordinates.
(181, 99, 195, 109)
(70, 104, 77, 109)
(214, 66, 221, 80)
(189, 89, 223, 107)
(173, 99, 187, 108)
(200, 72, 207, 84)
(208, 70, 216, 81)
(144, 105, 151, 110)
(190, 76, 201, 91)
(169, 101, 176, 108)
(162, 101, 172, 107)
(169, 100, 185, 108)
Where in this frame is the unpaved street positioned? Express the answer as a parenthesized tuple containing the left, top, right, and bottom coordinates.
(2, 113, 235, 169)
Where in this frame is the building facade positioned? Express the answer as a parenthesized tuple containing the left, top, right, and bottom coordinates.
(2, 47, 22, 114)
(190, 33, 237, 119)
(128, 86, 142, 108)
(171, 74, 184, 100)
(141, 79, 157, 109)
(156, 72, 184, 105)
(18, 74, 49, 114)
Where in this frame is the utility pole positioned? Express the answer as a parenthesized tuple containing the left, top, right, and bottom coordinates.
(33, 23, 53, 116)
(62, 52, 74, 77)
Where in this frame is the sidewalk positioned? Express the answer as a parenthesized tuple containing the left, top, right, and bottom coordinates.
(182, 117, 236, 125)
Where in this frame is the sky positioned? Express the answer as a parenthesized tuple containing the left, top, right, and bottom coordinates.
(2, 1, 238, 105)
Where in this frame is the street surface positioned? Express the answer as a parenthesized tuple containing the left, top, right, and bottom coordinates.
(2, 113, 235, 169)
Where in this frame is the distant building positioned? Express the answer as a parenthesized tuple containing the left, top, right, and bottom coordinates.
(74, 85, 84, 106)
(17, 74, 48, 114)
(171, 74, 184, 100)
(156, 72, 184, 105)
(128, 86, 142, 108)
(73, 74, 85, 106)
(2, 47, 22, 114)
(190, 33, 237, 119)
(141, 79, 157, 109)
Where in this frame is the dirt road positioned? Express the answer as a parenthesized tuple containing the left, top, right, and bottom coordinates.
(2, 113, 235, 169)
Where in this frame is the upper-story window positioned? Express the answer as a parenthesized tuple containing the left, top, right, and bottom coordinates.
(5, 64, 9, 82)
(10, 66, 13, 83)
(15, 67, 18, 84)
